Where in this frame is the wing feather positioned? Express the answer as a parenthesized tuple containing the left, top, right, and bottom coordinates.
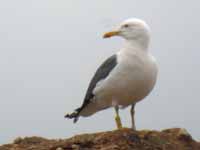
(65, 54, 117, 122)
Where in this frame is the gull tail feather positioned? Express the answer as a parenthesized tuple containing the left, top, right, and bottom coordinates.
(65, 107, 82, 123)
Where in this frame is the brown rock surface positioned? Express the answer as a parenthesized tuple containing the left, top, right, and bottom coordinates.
(0, 128, 199, 150)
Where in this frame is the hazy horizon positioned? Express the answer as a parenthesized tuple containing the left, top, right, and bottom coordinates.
(0, 0, 200, 144)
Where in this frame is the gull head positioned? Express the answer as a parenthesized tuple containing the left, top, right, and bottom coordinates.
(103, 18, 151, 49)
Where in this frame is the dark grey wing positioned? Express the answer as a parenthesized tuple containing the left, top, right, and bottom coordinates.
(82, 54, 117, 108)
(65, 54, 117, 122)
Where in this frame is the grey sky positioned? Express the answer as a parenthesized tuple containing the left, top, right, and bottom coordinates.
(0, 0, 199, 144)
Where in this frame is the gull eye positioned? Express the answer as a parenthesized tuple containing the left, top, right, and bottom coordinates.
(123, 24, 129, 28)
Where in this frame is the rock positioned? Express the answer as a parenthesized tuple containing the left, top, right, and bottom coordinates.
(0, 128, 199, 150)
(71, 144, 80, 150)
(56, 147, 63, 150)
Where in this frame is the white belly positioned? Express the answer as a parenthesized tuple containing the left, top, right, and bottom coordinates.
(93, 53, 158, 108)
(80, 52, 158, 117)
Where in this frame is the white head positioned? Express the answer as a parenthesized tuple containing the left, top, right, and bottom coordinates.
(103, 18, 151, 50)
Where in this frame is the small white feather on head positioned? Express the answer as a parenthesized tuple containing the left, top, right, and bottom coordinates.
(103, 18, 151, 50)
(103, 18, 150, 39)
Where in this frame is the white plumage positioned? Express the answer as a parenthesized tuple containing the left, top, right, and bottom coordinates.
(66, 18, 158, 129)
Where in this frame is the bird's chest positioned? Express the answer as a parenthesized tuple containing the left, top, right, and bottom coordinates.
(111, 62, 149, 92)
(104, 56, 156, 103)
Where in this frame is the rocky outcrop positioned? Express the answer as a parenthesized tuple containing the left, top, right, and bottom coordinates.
(0, 128, 199, 150)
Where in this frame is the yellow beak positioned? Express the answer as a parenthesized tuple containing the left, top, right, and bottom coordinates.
(103, 31, 120, 38)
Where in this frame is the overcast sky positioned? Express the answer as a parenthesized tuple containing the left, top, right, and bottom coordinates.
(0, 0, 200, 144)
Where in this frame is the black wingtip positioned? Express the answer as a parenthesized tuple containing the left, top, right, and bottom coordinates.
(65, 111, 79, 123)
(64, 113, 71, 118)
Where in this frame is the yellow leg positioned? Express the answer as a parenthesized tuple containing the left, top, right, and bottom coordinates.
(130, 104, 136, 130)
(115, 106, 122, 129)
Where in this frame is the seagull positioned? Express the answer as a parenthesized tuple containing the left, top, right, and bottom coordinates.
(65, 18, 158, 130)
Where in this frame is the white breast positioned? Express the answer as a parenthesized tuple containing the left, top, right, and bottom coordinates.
(93, 49, 158, 108)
